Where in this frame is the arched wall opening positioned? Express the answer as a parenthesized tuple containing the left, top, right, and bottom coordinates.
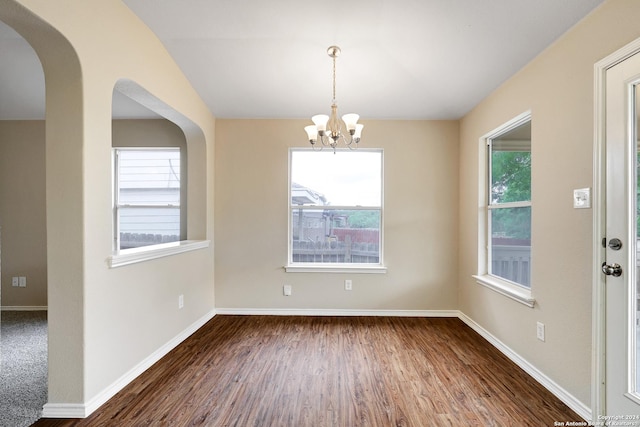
(113, 79, 207, 243)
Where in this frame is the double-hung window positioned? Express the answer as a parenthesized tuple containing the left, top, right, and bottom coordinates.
(113, 148, 181, 250)
(287, 149, 384, 272)
(475, 113, 533, 306)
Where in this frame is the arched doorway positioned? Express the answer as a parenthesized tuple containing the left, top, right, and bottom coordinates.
(0, 0, 85, 421)
(0, 16, 48, 426)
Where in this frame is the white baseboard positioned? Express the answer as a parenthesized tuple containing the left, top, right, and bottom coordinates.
(457, 312, 591, 422)
(42, 309, 216, 419)
(1, 305, 47, 311)
(39, 403, 87, 419)
(215, 308, 459, 317)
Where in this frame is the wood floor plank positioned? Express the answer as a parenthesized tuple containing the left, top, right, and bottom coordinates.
(32, 316, 584, 426)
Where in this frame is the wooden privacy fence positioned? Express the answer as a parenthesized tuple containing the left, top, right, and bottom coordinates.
(491, 244, 531, 287)
(292, 234, 379, 263)
(120, 232, 179, 249)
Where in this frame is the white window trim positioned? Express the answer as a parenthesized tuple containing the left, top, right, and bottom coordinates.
(476, 111, 535, 307)
(473, 274, 535, 308)
(488, 201, 531, 210)
(108, 239, 210, 268)
(286, 148, 385, 272)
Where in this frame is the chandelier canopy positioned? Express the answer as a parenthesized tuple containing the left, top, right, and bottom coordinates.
(304, 46, 363, 152)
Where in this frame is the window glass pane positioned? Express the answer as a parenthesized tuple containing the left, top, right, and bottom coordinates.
(118, 149, 180, 206)
(291, 150, 381, 207)
(291, 209, 380, 264)
(491, 138, 531, 204)
(119, 207, 180, 249)
(116, 148, 181, 250)
(490, 206, 531, 287)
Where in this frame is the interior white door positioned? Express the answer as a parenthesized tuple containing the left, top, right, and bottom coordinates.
(605, 50, 640, 416)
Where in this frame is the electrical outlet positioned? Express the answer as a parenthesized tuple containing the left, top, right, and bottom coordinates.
(19, 276, 26, 287)
(178, 294, 184, 309)
(536, 322, 545, 342)
(345, 279, 353, 291)
(12, 277, 19, 287)
(283, 285, 292, 296)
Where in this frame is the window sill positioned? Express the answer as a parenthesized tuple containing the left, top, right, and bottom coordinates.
(473, 274, 535, 308)
(285, 264, 387, 274)
(109, 240, 210, 268)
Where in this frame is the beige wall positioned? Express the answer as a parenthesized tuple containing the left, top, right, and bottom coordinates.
(459, 0, 640, 407)
(0, 120, 47, 307)
(215, 119, 459, 311)
(112, 119, 187, 150)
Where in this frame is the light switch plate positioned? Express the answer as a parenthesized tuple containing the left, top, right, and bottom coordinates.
(573, 188, 591, 209)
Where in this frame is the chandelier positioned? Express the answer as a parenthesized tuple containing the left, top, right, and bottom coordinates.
(304, 46, 363, 151)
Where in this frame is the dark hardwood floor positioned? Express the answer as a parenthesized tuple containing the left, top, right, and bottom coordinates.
(32, 316, 583, 426)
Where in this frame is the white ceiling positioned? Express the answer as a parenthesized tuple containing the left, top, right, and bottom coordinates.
(0, 0, 605, 121)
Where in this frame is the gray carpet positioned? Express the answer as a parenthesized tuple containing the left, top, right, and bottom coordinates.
(0, 311, 48, 427)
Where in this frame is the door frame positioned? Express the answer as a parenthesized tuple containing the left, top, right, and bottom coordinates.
(593, 36, 640, 419)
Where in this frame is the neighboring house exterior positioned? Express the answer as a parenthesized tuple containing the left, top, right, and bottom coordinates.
(291, 182, 379, 263)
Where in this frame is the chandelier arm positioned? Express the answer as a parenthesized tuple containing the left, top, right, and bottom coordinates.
(346, 133, 361, 148)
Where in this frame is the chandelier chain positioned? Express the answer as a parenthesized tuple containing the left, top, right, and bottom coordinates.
(332, 54, 337, 104)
